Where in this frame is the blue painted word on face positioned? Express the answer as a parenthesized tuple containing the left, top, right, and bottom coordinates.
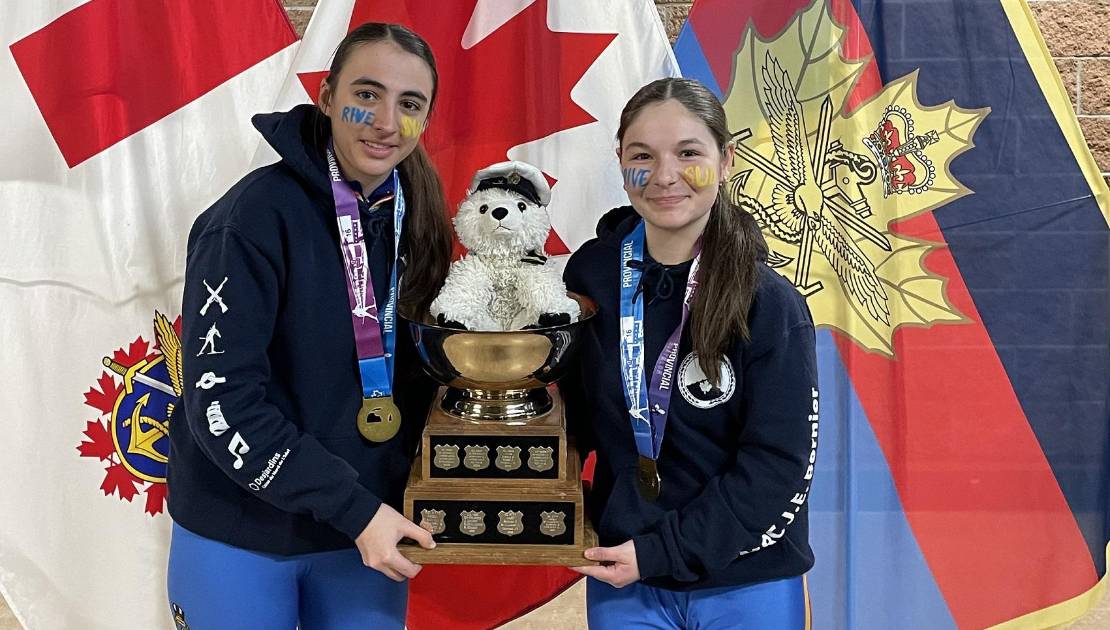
(622, 167, 651, 189)
(341, 106, 375, 126)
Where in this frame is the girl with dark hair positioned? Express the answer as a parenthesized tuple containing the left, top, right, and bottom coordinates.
(166, 23, 452, 629)
(564, 77, 818, 628)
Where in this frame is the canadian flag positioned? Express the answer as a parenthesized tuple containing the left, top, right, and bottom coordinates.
(271, 1, 678, 627)
(0, 1, 297, 628)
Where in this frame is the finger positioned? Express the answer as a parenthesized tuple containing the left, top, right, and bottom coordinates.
(583, 546, 621, 563)
(389, 552, 423, 580)
(571, 564, 616, 581)
(379, 566, 406, 583)
(402, 520, 437, 550)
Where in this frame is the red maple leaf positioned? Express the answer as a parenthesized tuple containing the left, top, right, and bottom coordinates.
(113, 336, 152, 367)
(83, 372, 122, 415)
(76, 419, 116, 461)
(144, 482, 168, 516)
(298, 0, 615, 255)
(101, 463, 141, 502)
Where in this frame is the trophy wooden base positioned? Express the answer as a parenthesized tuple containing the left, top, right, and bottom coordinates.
(398, 388, 598, 566)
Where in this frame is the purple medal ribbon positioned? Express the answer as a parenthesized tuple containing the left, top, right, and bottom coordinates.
(326, 142, 402, 399)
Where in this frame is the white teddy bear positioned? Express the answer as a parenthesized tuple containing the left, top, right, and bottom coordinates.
(431, 161, 580, 331)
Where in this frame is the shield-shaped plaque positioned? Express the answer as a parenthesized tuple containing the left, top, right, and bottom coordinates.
(495, 445, 522, 472)
(496, 510, 525, 536)
(459, 510, 486, 536)
(463, 445, 491, 471)
(539, 510, 567, 537)
(419, 509, 446, 535)
(527, 446, 554, 472)
(433, 444, 460, 470)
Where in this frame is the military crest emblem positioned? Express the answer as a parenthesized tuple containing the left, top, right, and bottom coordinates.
(495, 445, 522, 472)
(460, 510, 486, 536)
(419, 509, 447, 535)
(433, 444, 461, 470)
(497, 510, 525, 536)
(78, 311, 182, 515)
(539, 510, 567, 537)
(724, 0, 986, 355)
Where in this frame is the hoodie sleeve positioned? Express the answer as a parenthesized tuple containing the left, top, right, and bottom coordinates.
(560, 251, 597, 457)
(632, 320, 819, 582)
(180, 225, 382, 541)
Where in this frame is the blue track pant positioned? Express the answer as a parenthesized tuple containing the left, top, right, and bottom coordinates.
(586, 575, 808, 629)
(167, 523, 406, 630)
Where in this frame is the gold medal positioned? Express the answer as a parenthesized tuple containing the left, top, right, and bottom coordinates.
(637, 455, 661, 502)
(357, 396, 402, 442)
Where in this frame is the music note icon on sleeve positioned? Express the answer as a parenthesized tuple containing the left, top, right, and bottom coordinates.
(228, 432, 250, 470)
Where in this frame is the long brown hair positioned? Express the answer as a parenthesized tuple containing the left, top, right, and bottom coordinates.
(617, 78, 768, 384)
(324, 23, 452, 315)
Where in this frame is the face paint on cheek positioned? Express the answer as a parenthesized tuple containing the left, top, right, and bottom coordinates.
(682, 165, 715, 189)
(400, 115, 425, 139)
(622, 167, 651, 190)
(340, 106, 375, 126)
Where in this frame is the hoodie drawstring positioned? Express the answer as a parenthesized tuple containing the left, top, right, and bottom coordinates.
(626, 259, 675, 305)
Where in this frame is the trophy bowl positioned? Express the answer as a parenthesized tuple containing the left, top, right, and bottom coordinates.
(401, 293, 597, 422)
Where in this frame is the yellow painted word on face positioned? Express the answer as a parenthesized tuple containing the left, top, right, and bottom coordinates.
(682, 165, 715, 189)
(400, 115, 425, 139)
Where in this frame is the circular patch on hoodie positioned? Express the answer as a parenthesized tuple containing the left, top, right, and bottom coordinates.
(678, 353, 736, 409)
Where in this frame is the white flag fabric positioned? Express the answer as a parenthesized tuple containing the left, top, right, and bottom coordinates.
(0, 1, 297, 627)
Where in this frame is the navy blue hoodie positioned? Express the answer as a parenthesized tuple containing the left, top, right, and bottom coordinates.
(167, 104, 436, 555)
(563, 206, 819, 591)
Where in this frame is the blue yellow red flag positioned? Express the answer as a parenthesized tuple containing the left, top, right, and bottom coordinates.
(675, 1, 1110, 627)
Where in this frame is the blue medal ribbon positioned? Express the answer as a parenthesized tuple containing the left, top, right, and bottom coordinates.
(618, 221, 701, 463)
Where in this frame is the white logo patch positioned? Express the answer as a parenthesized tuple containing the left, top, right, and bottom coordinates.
(677, 353, 736, 409)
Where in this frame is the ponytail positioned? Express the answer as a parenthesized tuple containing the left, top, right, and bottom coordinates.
(398, 144, 451, 315)
(688, 188, 768, 385)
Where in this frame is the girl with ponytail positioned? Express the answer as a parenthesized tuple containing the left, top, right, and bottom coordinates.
(563, 77, 819, 628)
(167, 23, 450, 629)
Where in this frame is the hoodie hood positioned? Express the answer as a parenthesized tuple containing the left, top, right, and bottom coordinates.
(594, 205, 642, 246)
(588, 205, 692, 304)
(252, 104, 333, 199)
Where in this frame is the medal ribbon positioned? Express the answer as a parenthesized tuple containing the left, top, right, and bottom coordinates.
(618, 221, 701, 461)
(327, 142, 404, 399)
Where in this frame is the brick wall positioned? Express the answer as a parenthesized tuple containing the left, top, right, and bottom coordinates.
(282, 1, 1110, 184)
